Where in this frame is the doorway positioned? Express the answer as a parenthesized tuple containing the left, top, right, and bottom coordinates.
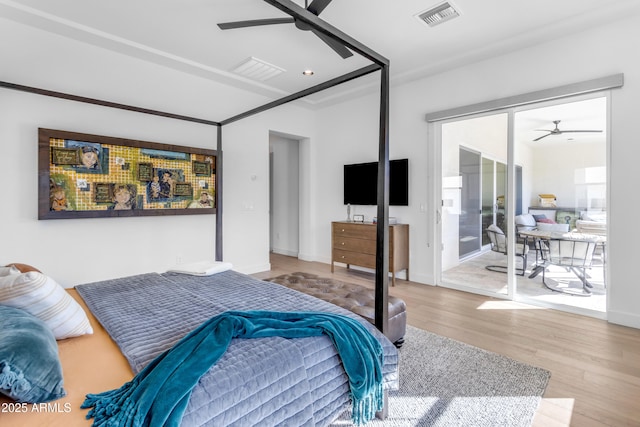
(269, 133, 299, 257)
(457, 148, 509, 260)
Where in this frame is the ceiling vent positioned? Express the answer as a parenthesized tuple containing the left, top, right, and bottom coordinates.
(416, 2, 461, 27)
(232, 57, 285, 81)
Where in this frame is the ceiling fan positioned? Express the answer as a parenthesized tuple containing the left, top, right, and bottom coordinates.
(217, 0, 353, 59)
(533, 120, 603, 141)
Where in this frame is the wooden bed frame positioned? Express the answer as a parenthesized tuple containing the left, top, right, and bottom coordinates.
(0, 290, 132, 427)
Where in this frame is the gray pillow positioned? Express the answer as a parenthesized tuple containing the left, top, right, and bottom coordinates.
(0, 305, 66, 402)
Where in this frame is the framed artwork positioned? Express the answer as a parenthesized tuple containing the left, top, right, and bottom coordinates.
(39, 128, 217, 220)
(137, 162, 154, 181)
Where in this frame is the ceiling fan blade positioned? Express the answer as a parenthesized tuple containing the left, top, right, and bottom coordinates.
(307, 0, 333, 15)
(217, 18, 294, 30)
(533, 133, 552, 142)
(311, 28, 353, 58)
(556, 130, 603, 133)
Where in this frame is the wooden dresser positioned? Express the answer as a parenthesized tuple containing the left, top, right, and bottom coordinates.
(331, 221, 409, 286)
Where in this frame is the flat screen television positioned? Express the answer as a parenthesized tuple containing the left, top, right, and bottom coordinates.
(343, 158, 408, 206)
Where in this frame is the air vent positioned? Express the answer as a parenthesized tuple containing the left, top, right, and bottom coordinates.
(232, 57, 285, 81)
(416, 2, 460, 27)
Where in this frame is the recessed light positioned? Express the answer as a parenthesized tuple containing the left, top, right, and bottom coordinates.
(302, 70, 314, 76)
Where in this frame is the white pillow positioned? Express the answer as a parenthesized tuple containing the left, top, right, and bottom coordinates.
(0, 265, 20, 277)
(167, 260, 233, 276)
(581, 211, 607, 222)
(0, 272, 93, 340)
(536, 222, 570, 232)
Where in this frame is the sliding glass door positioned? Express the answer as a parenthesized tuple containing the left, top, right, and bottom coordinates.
(481, 157, 507, 245)
(441, 113, 509, 295)
(459, 147, 481, 259)
(513, 96, 608, 314)
(437, 93, 608, 316)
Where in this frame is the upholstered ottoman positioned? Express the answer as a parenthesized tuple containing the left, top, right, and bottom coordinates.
(266, 272, 407, 347)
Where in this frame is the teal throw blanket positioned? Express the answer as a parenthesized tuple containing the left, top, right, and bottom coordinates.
(82, 310, 384, 426)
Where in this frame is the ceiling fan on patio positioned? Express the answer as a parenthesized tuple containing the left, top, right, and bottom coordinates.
(216, 0, 353, 59)
(533, 120, 603, 141)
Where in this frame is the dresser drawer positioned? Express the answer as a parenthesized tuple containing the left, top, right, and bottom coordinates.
(332, 222, 376, 240)
(332, 236, 376, 254)
(332, 249, 376, 269)
(331, 221, 409, 285)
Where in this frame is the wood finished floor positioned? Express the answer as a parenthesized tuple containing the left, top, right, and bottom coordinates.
(253, 253, 640, 427)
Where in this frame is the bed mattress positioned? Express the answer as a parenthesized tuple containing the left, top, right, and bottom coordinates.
(74, 270, 398, 426)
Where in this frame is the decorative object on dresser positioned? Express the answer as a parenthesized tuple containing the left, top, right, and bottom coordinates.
(331, 221, 409, 286)
(353, 214, 365, 223)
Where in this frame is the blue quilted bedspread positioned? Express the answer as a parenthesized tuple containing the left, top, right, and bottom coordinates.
(76, 270, 398, 426)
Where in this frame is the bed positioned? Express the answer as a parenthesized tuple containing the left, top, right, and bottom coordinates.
(0, 269, 398, 427)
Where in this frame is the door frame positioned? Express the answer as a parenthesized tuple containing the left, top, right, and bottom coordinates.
(430, 86, 613, 315)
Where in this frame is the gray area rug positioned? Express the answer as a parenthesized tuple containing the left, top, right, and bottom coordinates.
(332, 325, 550, 427)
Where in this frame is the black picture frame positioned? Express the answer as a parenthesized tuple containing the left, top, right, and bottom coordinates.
(192, 160, 212, 176)
(137, 162, 154, 181)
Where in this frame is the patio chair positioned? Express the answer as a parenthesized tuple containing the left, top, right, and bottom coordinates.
(485, 224, 529, 276)
(542, 237, 597, 296)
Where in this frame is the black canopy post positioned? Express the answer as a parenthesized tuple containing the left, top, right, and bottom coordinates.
(221, 64, 380, 125)
(0, 81, 220, 127)
(374, 64, 390, 335)
(216, 125, 223, 261)
(262, 0, 392, 337)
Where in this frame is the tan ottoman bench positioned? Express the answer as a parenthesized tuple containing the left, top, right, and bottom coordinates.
(266, 272, 407, 347)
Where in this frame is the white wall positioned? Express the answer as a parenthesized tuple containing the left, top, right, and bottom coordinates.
(312, 88, 419, 270)
(315, 12, 640, 328)
(219, 109, 316, 273)
(530, 141, 606, 209)
(0, 17, 316, 284)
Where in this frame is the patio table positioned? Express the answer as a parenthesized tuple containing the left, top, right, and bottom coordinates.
(518, 229, 606, 279)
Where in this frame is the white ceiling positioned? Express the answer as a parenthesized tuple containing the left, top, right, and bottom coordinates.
(515, 97, 607, 146)
(1, 0, 639, 130)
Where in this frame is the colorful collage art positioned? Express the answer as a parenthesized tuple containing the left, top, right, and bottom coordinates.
(47, 137, 215, 214)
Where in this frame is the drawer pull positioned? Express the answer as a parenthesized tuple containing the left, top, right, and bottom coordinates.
(341, 242, 345, 245)
(341, 256, 345, 259)
(341, 229, 345, 232)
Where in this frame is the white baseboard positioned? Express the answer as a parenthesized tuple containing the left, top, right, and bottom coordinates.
(236, 262, 271, 275)
(315, 255, 332, 265)
(271, 248, 298, 257)
(326, 262, 435, 286)
(607, 310, 640, 329)
(409, 272, 435, 286)
(297, 252, 314, 262)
